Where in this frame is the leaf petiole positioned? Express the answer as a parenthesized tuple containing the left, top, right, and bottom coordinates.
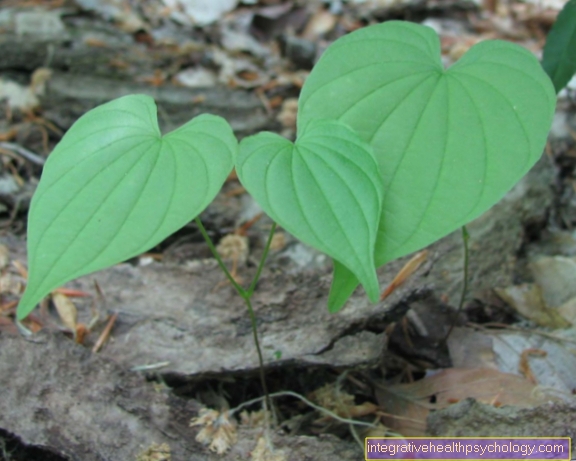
(195, 216, 277, 423)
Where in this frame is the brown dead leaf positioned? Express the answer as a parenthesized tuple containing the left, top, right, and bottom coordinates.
(0, 316, 18, 335)
(76, 323, 89, 345)
(0, 273, 22, 296)
(251, 436, 286, 461)
(269, 232, 286, 252)
(302, 8, 337, 40)
(310, 382, 378, 421)
(217, 234, 249, 265)
(376, 368, 546, 436)
(191, 408, 238, 454)
(239, 409, 267, 428)
(0, 244, 9, 269)
(12, 260, 28, 279)
(52, 292, 77, 332)
(136, 442, 171, 461)
(277, 98, 298, 129)
(495, 283, 570, 328)
(0, 300, 18, 313)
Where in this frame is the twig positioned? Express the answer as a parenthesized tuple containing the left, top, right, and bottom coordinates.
(131, 361, 171, 372)
(92, 312, 118, 353)
(0, 142, 45, 165)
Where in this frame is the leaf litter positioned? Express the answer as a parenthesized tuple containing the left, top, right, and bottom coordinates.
(2, 0, 576, 458)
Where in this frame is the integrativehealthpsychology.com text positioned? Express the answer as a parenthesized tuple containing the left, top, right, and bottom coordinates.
(365, 437, 571, 460)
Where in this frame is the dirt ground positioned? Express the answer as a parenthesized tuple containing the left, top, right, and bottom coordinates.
(1, 0, 576, 460)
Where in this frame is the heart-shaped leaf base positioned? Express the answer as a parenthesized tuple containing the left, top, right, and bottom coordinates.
(18, 95, 237, 319)
(236, 119, 383, 302)
(298, 21, 556, 311)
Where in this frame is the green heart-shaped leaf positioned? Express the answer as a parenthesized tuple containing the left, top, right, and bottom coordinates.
(17, 94, 236, 319)
(542, 0, 576, 93)
(298, 21, 556, 311)
(236, 119, 383, 302)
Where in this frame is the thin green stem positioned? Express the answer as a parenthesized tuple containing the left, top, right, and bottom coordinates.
(195, 217, 246, 296)
(245, 296, 273, 416)
(444, 225, 470, 342)
(229, 390, 378, 429)
(247, 223, 277, 297)
(195, 216, 278, 424)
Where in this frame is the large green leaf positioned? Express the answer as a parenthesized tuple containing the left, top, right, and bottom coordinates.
(236, 119, 383, 302)
(298, 21, 556, 311)
(542, 0, 576, 93)
(17, 94, 236, 319)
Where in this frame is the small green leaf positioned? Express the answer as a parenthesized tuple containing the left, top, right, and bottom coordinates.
(298, 21, 556, 311)
(236, 119, 383, 302)
(18, 94, 236, 319)
(542, 0, 576, 93)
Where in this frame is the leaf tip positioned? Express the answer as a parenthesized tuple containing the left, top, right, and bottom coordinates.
(16, 291, 36, 321)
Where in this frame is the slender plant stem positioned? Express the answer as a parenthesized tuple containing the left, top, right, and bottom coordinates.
(194, 217, 246, 296)
(247, 222, 277, 296)
(444, 225, 470, 342)
(195, 216, 278, 421)
(244, 296, 273, 416)
(229, 390, 378, 429)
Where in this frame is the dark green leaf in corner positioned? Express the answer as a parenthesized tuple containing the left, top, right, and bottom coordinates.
(17, 94, 237, 319)
(298, 21, 556, 311)
(542, 0, 576, 93)
(236, 119, 383, 304)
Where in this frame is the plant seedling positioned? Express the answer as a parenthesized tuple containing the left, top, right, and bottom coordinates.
(15, 21, 556, 427)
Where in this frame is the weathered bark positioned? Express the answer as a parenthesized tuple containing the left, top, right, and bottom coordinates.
(0, 331, 360, 461)
(41, 71, 271, 135)
(0, 7, 274, 136)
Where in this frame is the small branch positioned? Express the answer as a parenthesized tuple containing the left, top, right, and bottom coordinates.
(0, 142, 45, 165)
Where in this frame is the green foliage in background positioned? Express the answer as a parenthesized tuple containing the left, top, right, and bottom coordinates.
(542, 0, 576, 93)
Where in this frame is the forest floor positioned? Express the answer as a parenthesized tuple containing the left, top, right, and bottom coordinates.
(0, 0, 575, 460)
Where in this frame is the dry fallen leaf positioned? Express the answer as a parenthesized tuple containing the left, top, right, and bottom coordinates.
(136, 442, 171, 461)
(251, 436, 286, 461)
(269, 232, 286, 251)
(190, 408, 238, 454)
(302, 8, 337, 40)
(217, 234, 249, 265)
(495, 283, 570, 328)
(276, 98, 298, 129)
(310, 382, 378, 420)
(375, 368, 549, 436)
(0, 273, 22, 296)
(52, 292, 78, 333)
(0, 244, 9, 269)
